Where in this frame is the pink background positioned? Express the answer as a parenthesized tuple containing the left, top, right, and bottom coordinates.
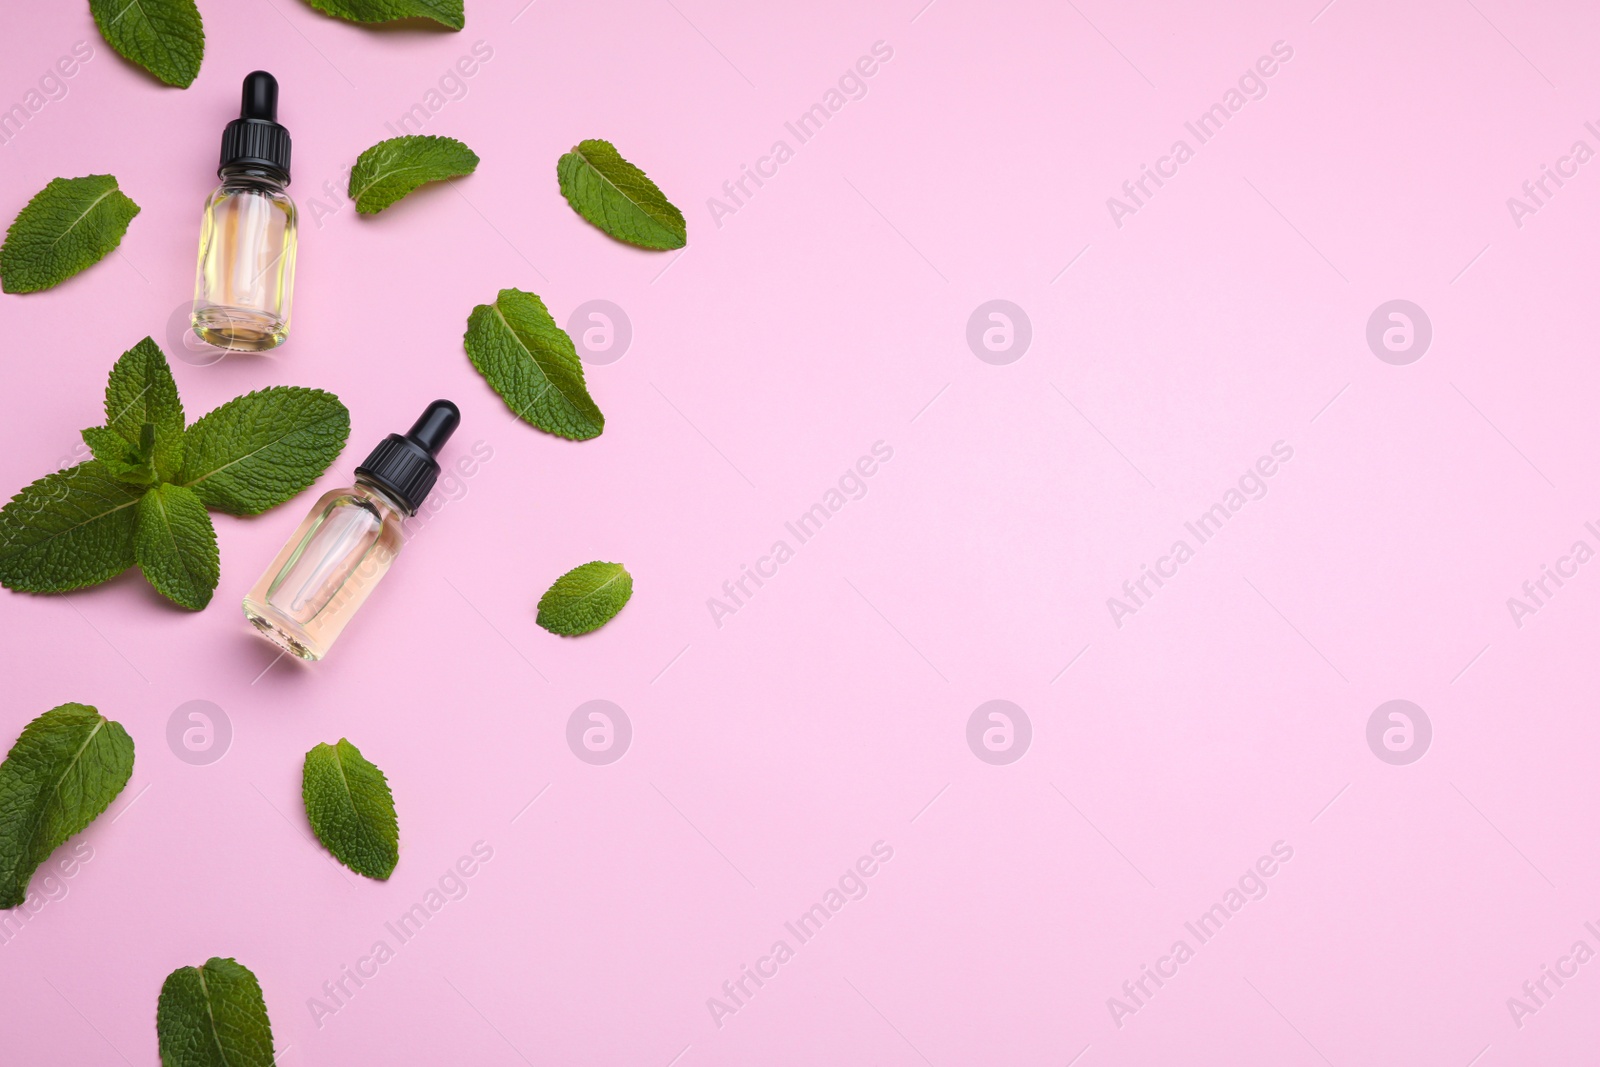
(2, 0, 1598, 1063)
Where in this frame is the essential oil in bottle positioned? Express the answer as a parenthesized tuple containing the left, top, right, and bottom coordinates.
(192, 70, 297, 352)
(243, 401, 460, 661)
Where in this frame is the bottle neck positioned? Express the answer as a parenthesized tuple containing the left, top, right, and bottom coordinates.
(218, 164, 288, 192)
(354, 477, 412, 517)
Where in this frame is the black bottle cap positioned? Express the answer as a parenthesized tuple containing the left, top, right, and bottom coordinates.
(219, 71, 292, 183)
(354, 401, 461, 515)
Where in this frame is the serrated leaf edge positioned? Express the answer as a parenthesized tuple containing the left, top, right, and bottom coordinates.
(349, 135, 479, 213)
(1, 176, 141, 294)
(536, 561, 633, 635)
(135, 485, 217, 610)
(1, 705, 132, 908)
(90, 0, 206, 88)
(561, 141, 685, 249)
(177, 387, 350, 493)
(304, 739, 397, 880)
(466, 291, 604, 440)
(303, 0, 465, 30)
(0, 463, 142, 566)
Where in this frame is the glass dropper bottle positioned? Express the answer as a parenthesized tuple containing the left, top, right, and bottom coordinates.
(243, 401, 460, 661)
(192, 70, 297, 352)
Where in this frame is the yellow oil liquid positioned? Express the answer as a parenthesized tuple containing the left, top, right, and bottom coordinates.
(242, 483, 404, 660)
(192, 179, 297, 352)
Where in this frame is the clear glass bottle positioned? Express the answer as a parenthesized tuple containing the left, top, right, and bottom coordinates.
(244, 401, 460, 661)
(193, 71, 296, 352)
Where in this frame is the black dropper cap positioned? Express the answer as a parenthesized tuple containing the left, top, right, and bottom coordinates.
(219, 71, 292, 183)
(354, 401, 461, 515)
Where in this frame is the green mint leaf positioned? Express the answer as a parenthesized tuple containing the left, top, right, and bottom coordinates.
(0, 462, 141, 594)
(0, 703, 134, 908)
(104, 337, 185, 481)
(157, 957, 276, 1067)
(135, 485, 218, 611)
(89, 0, 205, 89)
(178, 387, 351, 515)
(557, 139, 686, 250)
(81, 426, 156, 486)
(348, 135, 479, 215)
(301, 0, 464, 30)
(80, 427, 133, 467)
(536, 561, 633, 635)
(464, 288, 604, 441)
(302, 739, 399, 880)
(0, 175, 141, 294)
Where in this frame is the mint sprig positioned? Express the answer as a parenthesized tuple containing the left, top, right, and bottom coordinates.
(88, 0, 206, 89)
(0, 175, 140, 294)
(349, 134, 479, 215)
(0, 338, 350, 610)
(0, 703, 135, 909)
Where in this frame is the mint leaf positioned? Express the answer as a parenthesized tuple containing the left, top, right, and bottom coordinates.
(464, 288, 604, 440)
(104, 337, 185, 481)
(135, 485, 218, 610)
(301, 0, 464, 30)
(557, 139, 686, 250)
(89, 0, 205, 89)
(536, 561, 633, 635)
(302, 739, 398, 880)
(157, 957, 276, 1067)
(0, 462, 142, 594)
(81, 426, 157, 485)
(178, 387, 351, 515)
(0, 703, 134, 908)
(0, 175, 141, 294)
(349, 135, 479, 215)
